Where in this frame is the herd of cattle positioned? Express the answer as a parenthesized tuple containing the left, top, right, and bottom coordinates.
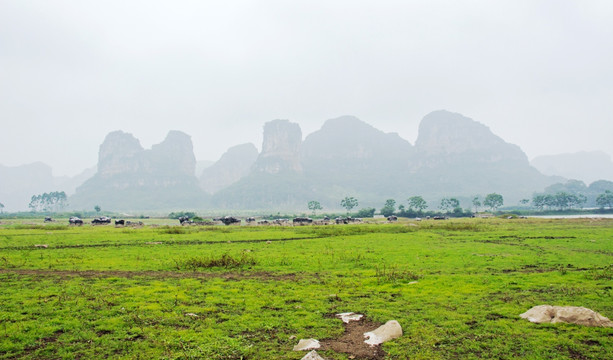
(57, 214, 448, 227)
(59, 215, 390, 227)
(64, 216, 143, 226)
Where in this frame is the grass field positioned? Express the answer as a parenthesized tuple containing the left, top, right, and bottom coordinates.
(0, 217, 612, 359)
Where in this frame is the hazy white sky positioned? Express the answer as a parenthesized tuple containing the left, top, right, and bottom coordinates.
(1, 0, 612, 176)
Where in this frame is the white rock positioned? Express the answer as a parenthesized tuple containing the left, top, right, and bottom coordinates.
(293, 338, 321, 351)
(520, 305, 613, 327)
(364, 320, 403, 346)
(408, 281, 418, 285)
(336, 312, 364, 323)
(301, 350, 326, 360)
(185, 313, 198, 317)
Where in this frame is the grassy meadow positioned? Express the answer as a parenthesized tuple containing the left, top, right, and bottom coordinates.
(0, 217, 612, 359)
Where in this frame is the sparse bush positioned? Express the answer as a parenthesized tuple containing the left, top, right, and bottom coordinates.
(179, 253, 257, 270)
(375, 264, 421, 284)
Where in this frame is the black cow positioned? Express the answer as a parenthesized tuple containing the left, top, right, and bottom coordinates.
(178, 216, 191, 225)
(387, 215, 398, 222)
(44, 216, 53, 222)
(115, 219, 125, 226)
(246, 217, 256, 223)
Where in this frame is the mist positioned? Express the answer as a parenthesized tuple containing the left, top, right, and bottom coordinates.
(1, 0, 613, 177)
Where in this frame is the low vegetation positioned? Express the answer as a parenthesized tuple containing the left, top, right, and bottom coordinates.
(0, 217, 612, 359)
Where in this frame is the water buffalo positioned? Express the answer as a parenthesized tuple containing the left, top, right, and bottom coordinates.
(115, 219, 125, 226)
(178, 216, 191, 225)
(336, 216, 362, 224)
(293, 217, 313, 225)
(92, 216, 111, 224)
(44, 216, 53, 222)
(215, 216, 241, 225)
(246, 217, 256, 223)
(387, 215, 398, 222)
(69, 217, 83, 226)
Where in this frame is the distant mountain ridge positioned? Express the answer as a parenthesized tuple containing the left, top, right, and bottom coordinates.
(210, 110, 557, 209)
(0, 163, 94, 211)
(4, 110, 598, 212)
(531, 151, 613, 184)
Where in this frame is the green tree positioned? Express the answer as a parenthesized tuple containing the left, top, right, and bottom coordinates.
(483, 193, 504, 211)
(307, 200, 323, 216)
(94, 205, 101, 214)
(472, 196, 481, 212)
(407, 196, 428, 213)
(532, 194, 546, 211)
(340, 196, 358, 214)
(519, 198, 530, 206)
(28, 192, 67, 212)
(0, 202, 4, 213)
(439, 198, 460, 213)
(596, 190, 613, 209)
(355, 207, 376, 218)
(380, 199, 396, 217)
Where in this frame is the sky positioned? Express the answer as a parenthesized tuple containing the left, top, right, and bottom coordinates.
(1, 0, 612, 177)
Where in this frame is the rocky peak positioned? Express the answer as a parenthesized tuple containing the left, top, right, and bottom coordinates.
(254, 120, 302, 174)
(98, 131, 144, 177)
(150, 130, 196, 176)
(302, 115, 413, 160)
(415, 110, 527, 164)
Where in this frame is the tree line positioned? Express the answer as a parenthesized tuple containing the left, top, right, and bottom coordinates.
(306, 193, 505, 218)
(531, 190, 613, 211)
(28, 192, 68, 212)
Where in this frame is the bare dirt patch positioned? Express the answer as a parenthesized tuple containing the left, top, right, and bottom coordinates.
(319, 316, 386, 360)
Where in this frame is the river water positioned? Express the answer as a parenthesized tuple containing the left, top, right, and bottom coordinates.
(529, 214, 613, 219)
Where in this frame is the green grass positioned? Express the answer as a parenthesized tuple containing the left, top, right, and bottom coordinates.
(0, 218, 612, 359)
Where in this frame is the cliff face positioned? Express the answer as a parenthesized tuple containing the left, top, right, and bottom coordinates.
(200, 143, 258, 194)
(70, 130, 205, 210)
(253, 120, 302, 174)
(97, 131, 144, 177)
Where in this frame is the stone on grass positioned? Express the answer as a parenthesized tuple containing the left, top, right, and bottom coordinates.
(363, 320, 403, 346)
(336, 312, 364, 323)
(520, 305, 613, 327)
(300, 350, 326, 360)
(293, 338, 321, 351)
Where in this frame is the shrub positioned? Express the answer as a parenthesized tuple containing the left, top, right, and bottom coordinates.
(179, 253, 257, 270)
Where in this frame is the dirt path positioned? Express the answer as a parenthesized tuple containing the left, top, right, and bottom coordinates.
(0, 235, 325, 251)
(0, 268, 297, 281)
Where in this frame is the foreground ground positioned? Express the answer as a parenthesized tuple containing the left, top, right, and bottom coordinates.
(0, 218, 611, 359)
